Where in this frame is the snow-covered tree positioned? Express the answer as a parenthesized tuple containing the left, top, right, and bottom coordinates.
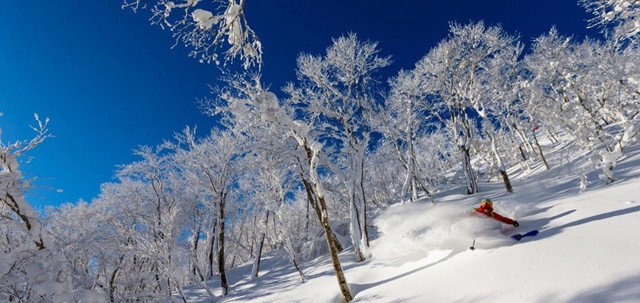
(524, 28, 640, 182)
(287, 33, 391, 261)
(123, 0, 262, 69)
(0, 113, 66, 301)
(273, 195, 309, 283)
(385, 69, 437, 202)
(472, 37, 523, 192)
(581, 0, 640, 44)
(91, 146, 192, 302)
(240, 150, 297, 280)
(45, 201, 99, 293)
(521, 28, 577, 166)
(0, 113, 50, 251)
(208, 74, 354, 302)
(170, 127, 244, 297)
(414, 22, 521, 194)
(0, 114, 105, 302)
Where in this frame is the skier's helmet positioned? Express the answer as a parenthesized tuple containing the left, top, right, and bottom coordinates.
(481, 199, 493, 207)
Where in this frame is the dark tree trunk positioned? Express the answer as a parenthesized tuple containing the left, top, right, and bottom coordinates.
(251, 211, 269, 279)
(500, 170, 513, 193)
(518, 145, 527, 161)
(192, 223, 204, 281)
(208, 220, 217, 279)
(360, 158, 370, 247)
(218, 192, 229, 296)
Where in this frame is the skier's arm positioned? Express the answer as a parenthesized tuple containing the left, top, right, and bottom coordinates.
(491, 212, 517, 226)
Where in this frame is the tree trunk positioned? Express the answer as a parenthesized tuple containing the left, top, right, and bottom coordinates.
(401, 170, 412, 202)
(500, 170, 513, 193)
(318, 194, 353, 302)
(307, 144, 353, 303)
(297, 158, 344, 252)
(218, 192, 229, 296)
(208, 220, 218, 279)
(408, 134, 419, 201)
(175, 280, 189, 303)
(292, 257, 306, 283)
(489, 133, 513, 193)
(547, 128, 559, 144)
(250, 211, 269, 279)
(360, 157, 370, 248)
(400, 126, 419, 202)
(2, 193, 46, 250)
(533, 130, 550, 170)
(349, 146, 368, 261)
(460, 145, 478, 194)
(192, 223, 204, 281)
(349, 198, 365, 261)
(305, 193, 310, 232)
(283, 238, 306, 283)
(518, 145, 527, 161)
(108, 267, 120, 303)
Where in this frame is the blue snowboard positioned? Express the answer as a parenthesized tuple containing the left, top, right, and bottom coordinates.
(511, 230, 539, 241)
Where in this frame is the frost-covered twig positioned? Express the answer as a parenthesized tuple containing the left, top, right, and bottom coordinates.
(122, 0, 262, 69)
(581, 0, 640, 45)
(0, 113, 51, 250)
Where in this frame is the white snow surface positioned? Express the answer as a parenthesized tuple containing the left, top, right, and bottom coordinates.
(183, 143, 640, 302)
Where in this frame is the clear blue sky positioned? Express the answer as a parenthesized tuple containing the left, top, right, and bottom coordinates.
(0, 1, 598, 210)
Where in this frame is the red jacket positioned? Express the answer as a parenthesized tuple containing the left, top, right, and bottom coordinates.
(474, 204, 516, 225)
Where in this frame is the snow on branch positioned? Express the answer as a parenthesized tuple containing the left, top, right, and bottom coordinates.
(581, 0, 640, 44)
(122, 0, 262, 69)
(0, 113, 51, 250)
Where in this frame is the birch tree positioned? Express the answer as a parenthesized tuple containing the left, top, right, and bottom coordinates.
(98, 146, 190, 302)
(170, 127, 241, 296)
(288, 33, 391, 261)
(473, 36, 523, 192)
(244, 150, 295, 280)
(385, 69, 436, 202)
(525, 28, 640, 182)
(209, 74, 354, 302)
(414, 22, 520, 194)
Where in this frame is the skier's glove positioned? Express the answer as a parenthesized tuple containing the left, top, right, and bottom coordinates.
(512, 221, 519, 228)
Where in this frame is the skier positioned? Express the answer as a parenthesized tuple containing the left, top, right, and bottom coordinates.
(473, 198, 519, 227)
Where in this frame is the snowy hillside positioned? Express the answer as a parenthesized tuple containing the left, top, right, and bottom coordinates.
(5, 2, 640, 302)
(183, 143, 640, 303)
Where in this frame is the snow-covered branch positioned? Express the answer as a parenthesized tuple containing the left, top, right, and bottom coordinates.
(123, 0, 262, 69)
(581, 0, 640, 44)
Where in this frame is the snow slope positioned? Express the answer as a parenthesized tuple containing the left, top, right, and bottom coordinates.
(184, 143, 640, 302)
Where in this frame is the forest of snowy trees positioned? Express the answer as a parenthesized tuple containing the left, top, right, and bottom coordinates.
(2, 0, 640, 302)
